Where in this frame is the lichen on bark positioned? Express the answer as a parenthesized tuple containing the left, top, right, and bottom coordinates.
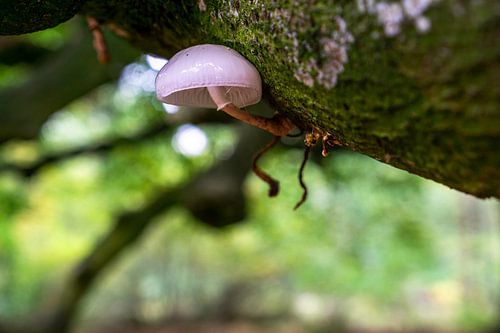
(200, 0, 499, 197)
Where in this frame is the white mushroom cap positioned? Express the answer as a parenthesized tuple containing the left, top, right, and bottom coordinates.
(155, 44, 262, 109)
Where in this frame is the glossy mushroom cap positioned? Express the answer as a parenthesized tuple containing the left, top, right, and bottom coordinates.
(155, 44, 262, 109)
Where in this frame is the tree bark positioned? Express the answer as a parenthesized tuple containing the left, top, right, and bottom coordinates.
(1, 0, 499, 198)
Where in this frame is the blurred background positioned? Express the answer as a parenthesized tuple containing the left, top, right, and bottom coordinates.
(0, 19, 499, 333)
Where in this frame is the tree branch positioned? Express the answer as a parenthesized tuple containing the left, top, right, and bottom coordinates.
(181, 125, 274, 226)
(41, 186, 182, 333)
(0, 20, 139, 143)
(1, 2, 498, 195)
(8, 125, 272, 333)
(74, 1, 498, 198)
(0, 109, 229, 177)
(0, 122, 168, 177)
(0, 36, 51, 65)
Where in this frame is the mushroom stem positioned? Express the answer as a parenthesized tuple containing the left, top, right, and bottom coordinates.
(221, 104, 295, 137)
(207, 86, 294, 137)
(207, 86, 231, 110)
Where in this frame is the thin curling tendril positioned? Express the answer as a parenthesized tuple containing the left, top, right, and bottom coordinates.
(294, 127, 337, 209)
(294, 145, 311, 210)
(252, 136, 281, 197)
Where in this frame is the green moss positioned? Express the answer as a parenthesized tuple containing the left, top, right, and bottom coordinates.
(198, 0, 499, 197)
(78, 0, 500, 197)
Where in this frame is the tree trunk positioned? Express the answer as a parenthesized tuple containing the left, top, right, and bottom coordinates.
(1, 0, 499, 198)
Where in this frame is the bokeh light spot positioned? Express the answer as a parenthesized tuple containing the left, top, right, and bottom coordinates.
(172, 124, 208, 157)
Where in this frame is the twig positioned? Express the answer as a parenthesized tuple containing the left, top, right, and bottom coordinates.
(252, 136, 280, 197)
(86, 16, 110, 64)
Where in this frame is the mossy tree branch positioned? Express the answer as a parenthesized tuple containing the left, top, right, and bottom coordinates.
(1, 0, 499, 197)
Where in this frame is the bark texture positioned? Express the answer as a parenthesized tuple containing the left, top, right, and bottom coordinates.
(0, 0, 85, 35)
(1, 0, 499, 197)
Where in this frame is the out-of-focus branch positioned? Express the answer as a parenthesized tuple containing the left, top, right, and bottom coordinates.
(0, 36, 51, 65)
(0, 20, 139, 143)
(181, 125, 273, 227)
(0, 109, 229, 177)
(10, 125, 272, 333)
(41, 186, 182, 333)
(0, 123, 169, 177)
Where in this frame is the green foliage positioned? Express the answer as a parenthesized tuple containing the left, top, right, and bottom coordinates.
(1, 92, 498, 328)
(73, 148, 499, 330)
(0, 175, 26, 314)
(0, 64, 30, 88)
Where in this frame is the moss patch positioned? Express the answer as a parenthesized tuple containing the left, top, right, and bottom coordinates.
(76, 0, 500, 197)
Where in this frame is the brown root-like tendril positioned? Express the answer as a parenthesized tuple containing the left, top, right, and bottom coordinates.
(252, 136, 281, 197)
(220, 104, 295, 137)
(86, 17, 110, 64)
(322, 139, 329, 157)
(294, 145, 311, 210)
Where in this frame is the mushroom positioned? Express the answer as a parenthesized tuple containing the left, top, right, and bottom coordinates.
(155, 44, 294, 136)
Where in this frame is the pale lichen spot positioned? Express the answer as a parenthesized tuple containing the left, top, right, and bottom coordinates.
(359, 0, 438, 36)
(198, 0, 207, 12)
(376, 2, 404, 36)
(215, 2, 353, 89)
(294, 69, 315, 88)
(357, 0, 377, 13)
(290, 16, 354, 89)
(402, 0, 433, 17)
(415, 15, 431, 32)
